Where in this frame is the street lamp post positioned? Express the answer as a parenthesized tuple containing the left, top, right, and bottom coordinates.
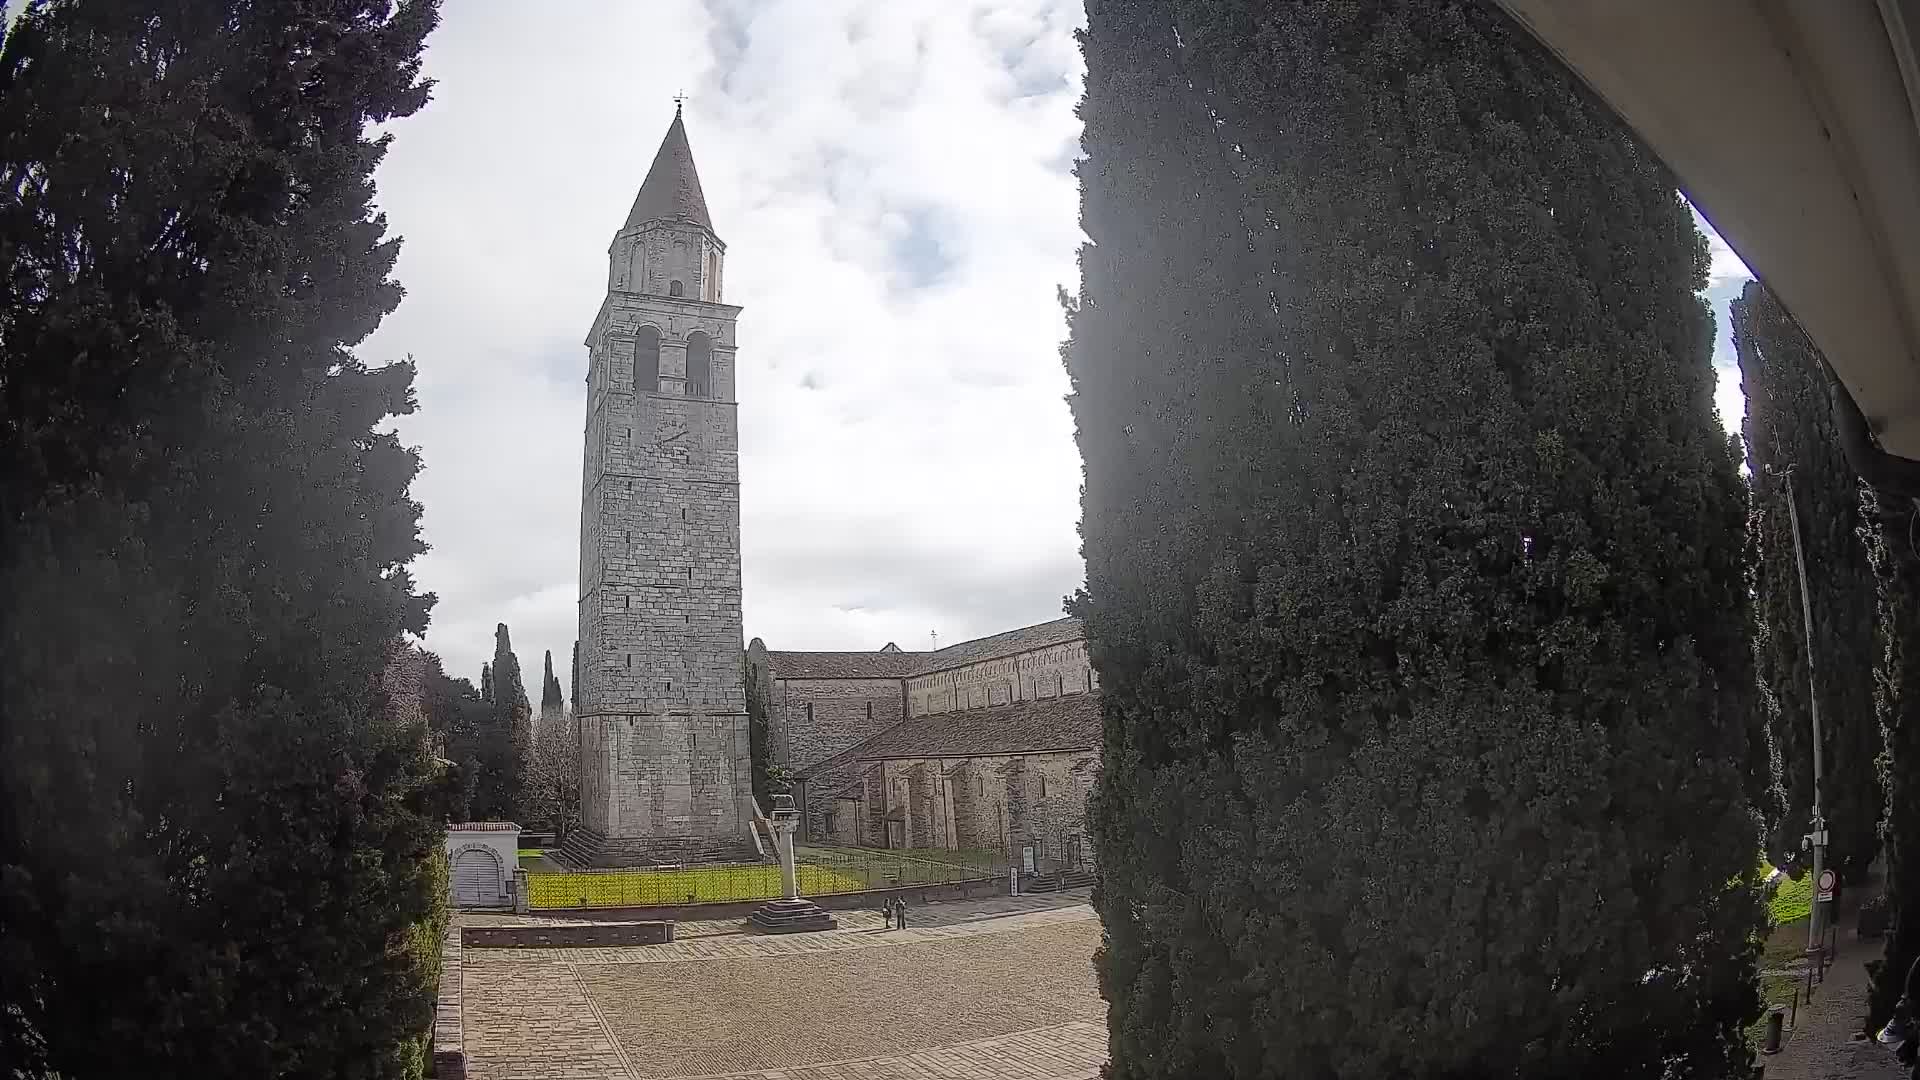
(1777, 465, 1830, 964)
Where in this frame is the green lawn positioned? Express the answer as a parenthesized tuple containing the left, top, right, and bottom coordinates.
(1769, 868, 1814, 925)
(1748, 862, 1815, 1051)
(1747, 971, 1801, 1049)
(528, 862, 865, 908)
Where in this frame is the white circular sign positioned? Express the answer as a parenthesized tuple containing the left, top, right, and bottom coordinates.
(1819, 869, 1837, 891)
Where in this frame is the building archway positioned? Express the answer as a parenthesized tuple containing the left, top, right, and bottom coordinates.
(686, 331, 712, 398)
(451, 844, 505, 908)
(635, 325, 661, 391)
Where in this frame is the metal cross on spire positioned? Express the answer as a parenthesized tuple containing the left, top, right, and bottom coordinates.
(672, 90, 688, 116)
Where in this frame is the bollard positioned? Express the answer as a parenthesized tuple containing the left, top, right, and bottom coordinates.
(1761, 1004, 1787, 1055)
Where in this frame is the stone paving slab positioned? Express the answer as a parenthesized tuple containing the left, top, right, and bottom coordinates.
(578, 921, 1102, 1077)
(680, 1020, 1107, 1080)
(461, 958, 632, 1079)
(460, 893, 1107, 1080)
(461, 900, 1098, 968)
(458, 889, 1092, 940)
(1762, 924, 1904, 1080)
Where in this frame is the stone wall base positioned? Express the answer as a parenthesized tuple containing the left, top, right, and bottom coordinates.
(561, 825, 757, 868)
(462, 921, 676, 948)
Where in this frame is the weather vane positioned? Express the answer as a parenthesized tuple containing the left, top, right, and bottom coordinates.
(673, 89, 688, 116)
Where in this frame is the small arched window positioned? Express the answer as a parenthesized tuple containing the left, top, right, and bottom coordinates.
(635, 325, 661, 391)
(685, 331, 712, 398)
(669, 279, 685, 297)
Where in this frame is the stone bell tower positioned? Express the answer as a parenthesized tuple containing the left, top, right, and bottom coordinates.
(566, 106, 754, 867)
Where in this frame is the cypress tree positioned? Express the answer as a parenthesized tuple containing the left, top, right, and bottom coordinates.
(421, 652, 484, 822)
(480, 661, 494, 703)
(1868, 497, 1920, 1025)
(1067, 1, 1761, 1075)
(541, 649, 564, 716)
(1734, 280, 1883, 879)
(746, 638, 775, 806)
(490, 622, 531, 817)
(571, 639, 580, 713)
(0, 1, 445, 1075)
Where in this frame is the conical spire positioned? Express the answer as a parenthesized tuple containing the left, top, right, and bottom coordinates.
(624, 107, 713, 233)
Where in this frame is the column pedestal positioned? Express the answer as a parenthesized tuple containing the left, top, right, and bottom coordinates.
(750, 797, 837, 933)
(748, 896, 837, 933)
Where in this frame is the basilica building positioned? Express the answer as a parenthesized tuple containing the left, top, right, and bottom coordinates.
(750, 617, 1101, 880)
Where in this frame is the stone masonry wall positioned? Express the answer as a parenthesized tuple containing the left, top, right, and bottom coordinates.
(951, 758, 1008, 853)
(771, 677, 905, 773)
(841, 750, 1098, 872)
(574, 217, 752, 866)
(905, 639, 1098, 718)
(1011, 751, 1099, 874)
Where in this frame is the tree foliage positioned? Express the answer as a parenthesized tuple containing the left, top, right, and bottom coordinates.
(0, 0, 445, 1075)
(1066, 1, 1761, 1075)
(541, 649, 563, 716)
(1733, 280, 1883, 878)
(525, 649, 579, 836)
(421, 652, 492, 822)
(489, 621, 531, 818)
(1868, 497, 1920, 1026)
(745, 637, 775, 808)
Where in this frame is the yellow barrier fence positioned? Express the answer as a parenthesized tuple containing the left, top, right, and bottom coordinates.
(527, 846, 1004, 910)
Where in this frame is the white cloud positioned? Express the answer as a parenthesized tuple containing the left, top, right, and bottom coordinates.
(364, 5, 1757, 692)
(365, 1, 1088, 691)
(1693, 208, 1755, 436)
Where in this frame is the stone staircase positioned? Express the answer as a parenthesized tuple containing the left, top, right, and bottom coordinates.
(560, 827, 758, 868)
(1020, 868, 1095, 894)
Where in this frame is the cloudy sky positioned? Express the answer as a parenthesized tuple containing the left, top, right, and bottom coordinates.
(361, 1, 1753, 693)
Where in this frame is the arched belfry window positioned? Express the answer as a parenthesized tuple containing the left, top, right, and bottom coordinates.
(686, 331, 712, 399)
(635, 325, 661, 392)
(669, 279, 685, 297)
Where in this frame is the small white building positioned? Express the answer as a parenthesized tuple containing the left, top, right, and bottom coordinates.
(446, 822, 520, 909)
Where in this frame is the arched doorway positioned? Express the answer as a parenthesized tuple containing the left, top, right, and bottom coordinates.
(452, 846, 503, 907)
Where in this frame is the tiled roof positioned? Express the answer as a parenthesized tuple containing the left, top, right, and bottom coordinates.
(448, 822, 522, 832)
(845, 692, 1102, 762)
(767, 616, 1084, 682)
(908, 617, 1083, 677)
(767, 650, 923, 680)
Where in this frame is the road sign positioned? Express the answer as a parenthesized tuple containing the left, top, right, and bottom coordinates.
(1816, 869, 1837, 903)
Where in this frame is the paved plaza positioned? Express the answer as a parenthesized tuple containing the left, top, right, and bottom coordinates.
(457, 891, 1108, 1079)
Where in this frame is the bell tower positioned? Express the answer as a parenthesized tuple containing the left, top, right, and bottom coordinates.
(567, 105, 754, 867)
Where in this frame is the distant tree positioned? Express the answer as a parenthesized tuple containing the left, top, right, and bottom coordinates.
(490, 623, 531, 818)
(421, 653, 492, 822)
(0, 0, 446, 1076)
(745, 638, 776, 806)
(541, 649, 563, 717)
(1868, 496, 1920, 1027)
(480, 661, 494, 704)
(1067, 1, 1761, 1075)
(525, 650, 579, 836)
(1735, 280, 1883, 879)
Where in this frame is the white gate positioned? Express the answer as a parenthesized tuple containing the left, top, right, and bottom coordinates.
(453, 848, 502, 908)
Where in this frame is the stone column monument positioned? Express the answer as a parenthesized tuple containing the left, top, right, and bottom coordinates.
(749, 794, 837, 933)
